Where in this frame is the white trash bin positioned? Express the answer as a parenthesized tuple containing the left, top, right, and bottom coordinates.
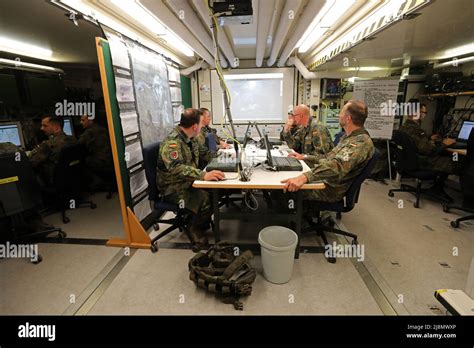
(258, 226, 298, 284)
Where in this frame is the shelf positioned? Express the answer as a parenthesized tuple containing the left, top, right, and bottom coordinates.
(421, 91, 474, 98)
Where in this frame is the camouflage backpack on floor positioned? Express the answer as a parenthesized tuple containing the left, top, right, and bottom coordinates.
(188, 241, 256, 310)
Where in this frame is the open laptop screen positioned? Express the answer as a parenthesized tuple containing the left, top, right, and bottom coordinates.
(263, 134, 273, 166)
(458, 120, 474, 142)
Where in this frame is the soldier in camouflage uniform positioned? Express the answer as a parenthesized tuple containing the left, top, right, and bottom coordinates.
(79, 115, 113, 171)
(198, 108, 230, 149)
(157, 108, 225, 247)
(399, 102, 457, 174)
(193, 110, 213, 168)
(281, 100, 374, 203)
(28, 116, 77, 187)
(281, 104, 334, 166)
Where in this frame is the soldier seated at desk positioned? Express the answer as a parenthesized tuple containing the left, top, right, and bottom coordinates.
(28, 116, 77, 188)
(79, 115, 114, 190)
(280, 100, 374, 204)
(399, 99, 462, 198)
(156, 108, 225, 249)
(281, 104, 334, 166)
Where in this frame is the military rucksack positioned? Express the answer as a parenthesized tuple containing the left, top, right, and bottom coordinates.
(188, 241, 257, 310)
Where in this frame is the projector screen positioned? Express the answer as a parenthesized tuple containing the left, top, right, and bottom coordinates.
(211, 68, 295, 123)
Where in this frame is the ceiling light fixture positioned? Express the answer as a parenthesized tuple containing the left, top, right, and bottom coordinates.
(433, 56, 474, 69)
(298, 0, 356, 53)
(111, 0, 194, 57)
(0, 58, 64, 73)
(0, 36, 53, 60)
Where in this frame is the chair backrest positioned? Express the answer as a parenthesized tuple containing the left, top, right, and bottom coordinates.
(390, 130, 419, 172)
(344, 148, 380, 210)
(53, 143, 87, 196)
(0, 152, 42, 217)
(205, 133, 218, 154)
(142, 141, 161, 202)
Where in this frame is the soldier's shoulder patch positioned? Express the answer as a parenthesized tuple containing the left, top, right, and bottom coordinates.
(170, 151, 179, 160)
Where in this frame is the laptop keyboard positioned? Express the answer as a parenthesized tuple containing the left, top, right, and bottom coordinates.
(272, 156, 302, 169)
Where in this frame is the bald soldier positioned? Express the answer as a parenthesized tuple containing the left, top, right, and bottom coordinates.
(28, 116, 77, 186)
(157, 108, 225, 248)
(281, 100, 374, 203)
(281, 104, 334, 165)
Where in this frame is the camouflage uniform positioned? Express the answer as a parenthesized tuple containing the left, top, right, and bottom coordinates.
(399, 119, 456, 174)
(200, 125, 223, 145)
(29, 132, 77, 185)
(78, 123, 113, 170)
(0, 142, 19, 155)
(302, 127, 374, 202)
(281, 119, 334, 165)
(156, 126, 211, 217)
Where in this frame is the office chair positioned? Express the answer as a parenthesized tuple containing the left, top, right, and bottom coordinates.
(142, 141, 190, 253)
(0, 152, 65, 263)
(44, 143, 97, 224)
(443, 128, 474, 228)
(302, 148, 380, 263)
(388, 130, 451, 208)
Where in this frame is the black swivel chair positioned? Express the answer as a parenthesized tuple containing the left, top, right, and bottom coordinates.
(0, 151, 65, 263)
(43, 143, 97, 223)
(388, 130, 451, 208)
(302, 148, 380, 263)
(142, 142, 190, 253)
(443, 128, 474, 228)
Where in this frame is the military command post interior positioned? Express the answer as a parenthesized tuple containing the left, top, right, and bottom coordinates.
(1, 0, 473, 329)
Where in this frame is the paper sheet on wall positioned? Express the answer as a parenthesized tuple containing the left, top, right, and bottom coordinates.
(129, 168, 148, 199)
(120, 110, 140, 136)
(353, 78, 399, 140)
(167, 65, 181, 82)
(106, 33, 131, 69)
(125, 141, 143, 168)
(115, 77, 135, 103)
(170, 86, 182, 102)
(133, 196, 152, 222)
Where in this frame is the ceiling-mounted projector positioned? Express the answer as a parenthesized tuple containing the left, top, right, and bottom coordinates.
(208, 0, 253, 25)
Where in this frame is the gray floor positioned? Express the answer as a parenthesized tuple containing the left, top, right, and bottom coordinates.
(1, 181, 472, 315)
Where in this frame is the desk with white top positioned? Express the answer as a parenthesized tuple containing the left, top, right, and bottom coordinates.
(193, 143, 325, 258)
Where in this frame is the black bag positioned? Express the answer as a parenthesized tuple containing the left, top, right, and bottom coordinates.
(188, 241, 256, 310)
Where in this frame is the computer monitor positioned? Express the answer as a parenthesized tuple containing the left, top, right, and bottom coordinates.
(0, 122, 25, 148)
(457, 120, 474, 142)
(63, 118, 74, 136)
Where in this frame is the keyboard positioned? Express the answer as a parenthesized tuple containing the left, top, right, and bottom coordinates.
(206, 158, 239, 172)
(271, 156, 302, 171)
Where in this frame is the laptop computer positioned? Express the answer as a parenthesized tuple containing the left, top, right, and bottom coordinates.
(227, 122, 252, 144)
(206, 130, 251, 172)
(450, 120, 474, 149)
(253, 122, 282, 146)
(263, 134, 302, 171)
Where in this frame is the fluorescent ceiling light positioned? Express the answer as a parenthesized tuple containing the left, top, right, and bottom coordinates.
(224, 73, 284, 80)
(298, 0, 356, 53)
(110, 0, 194, 57)
(59, 0, 193, 58)
(0, 58, 64, 73)
(0, 36, 53, 60)
(434, 56, 474, 69)
(437, 43, 474, 60)
(343, 66, 385, 71)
